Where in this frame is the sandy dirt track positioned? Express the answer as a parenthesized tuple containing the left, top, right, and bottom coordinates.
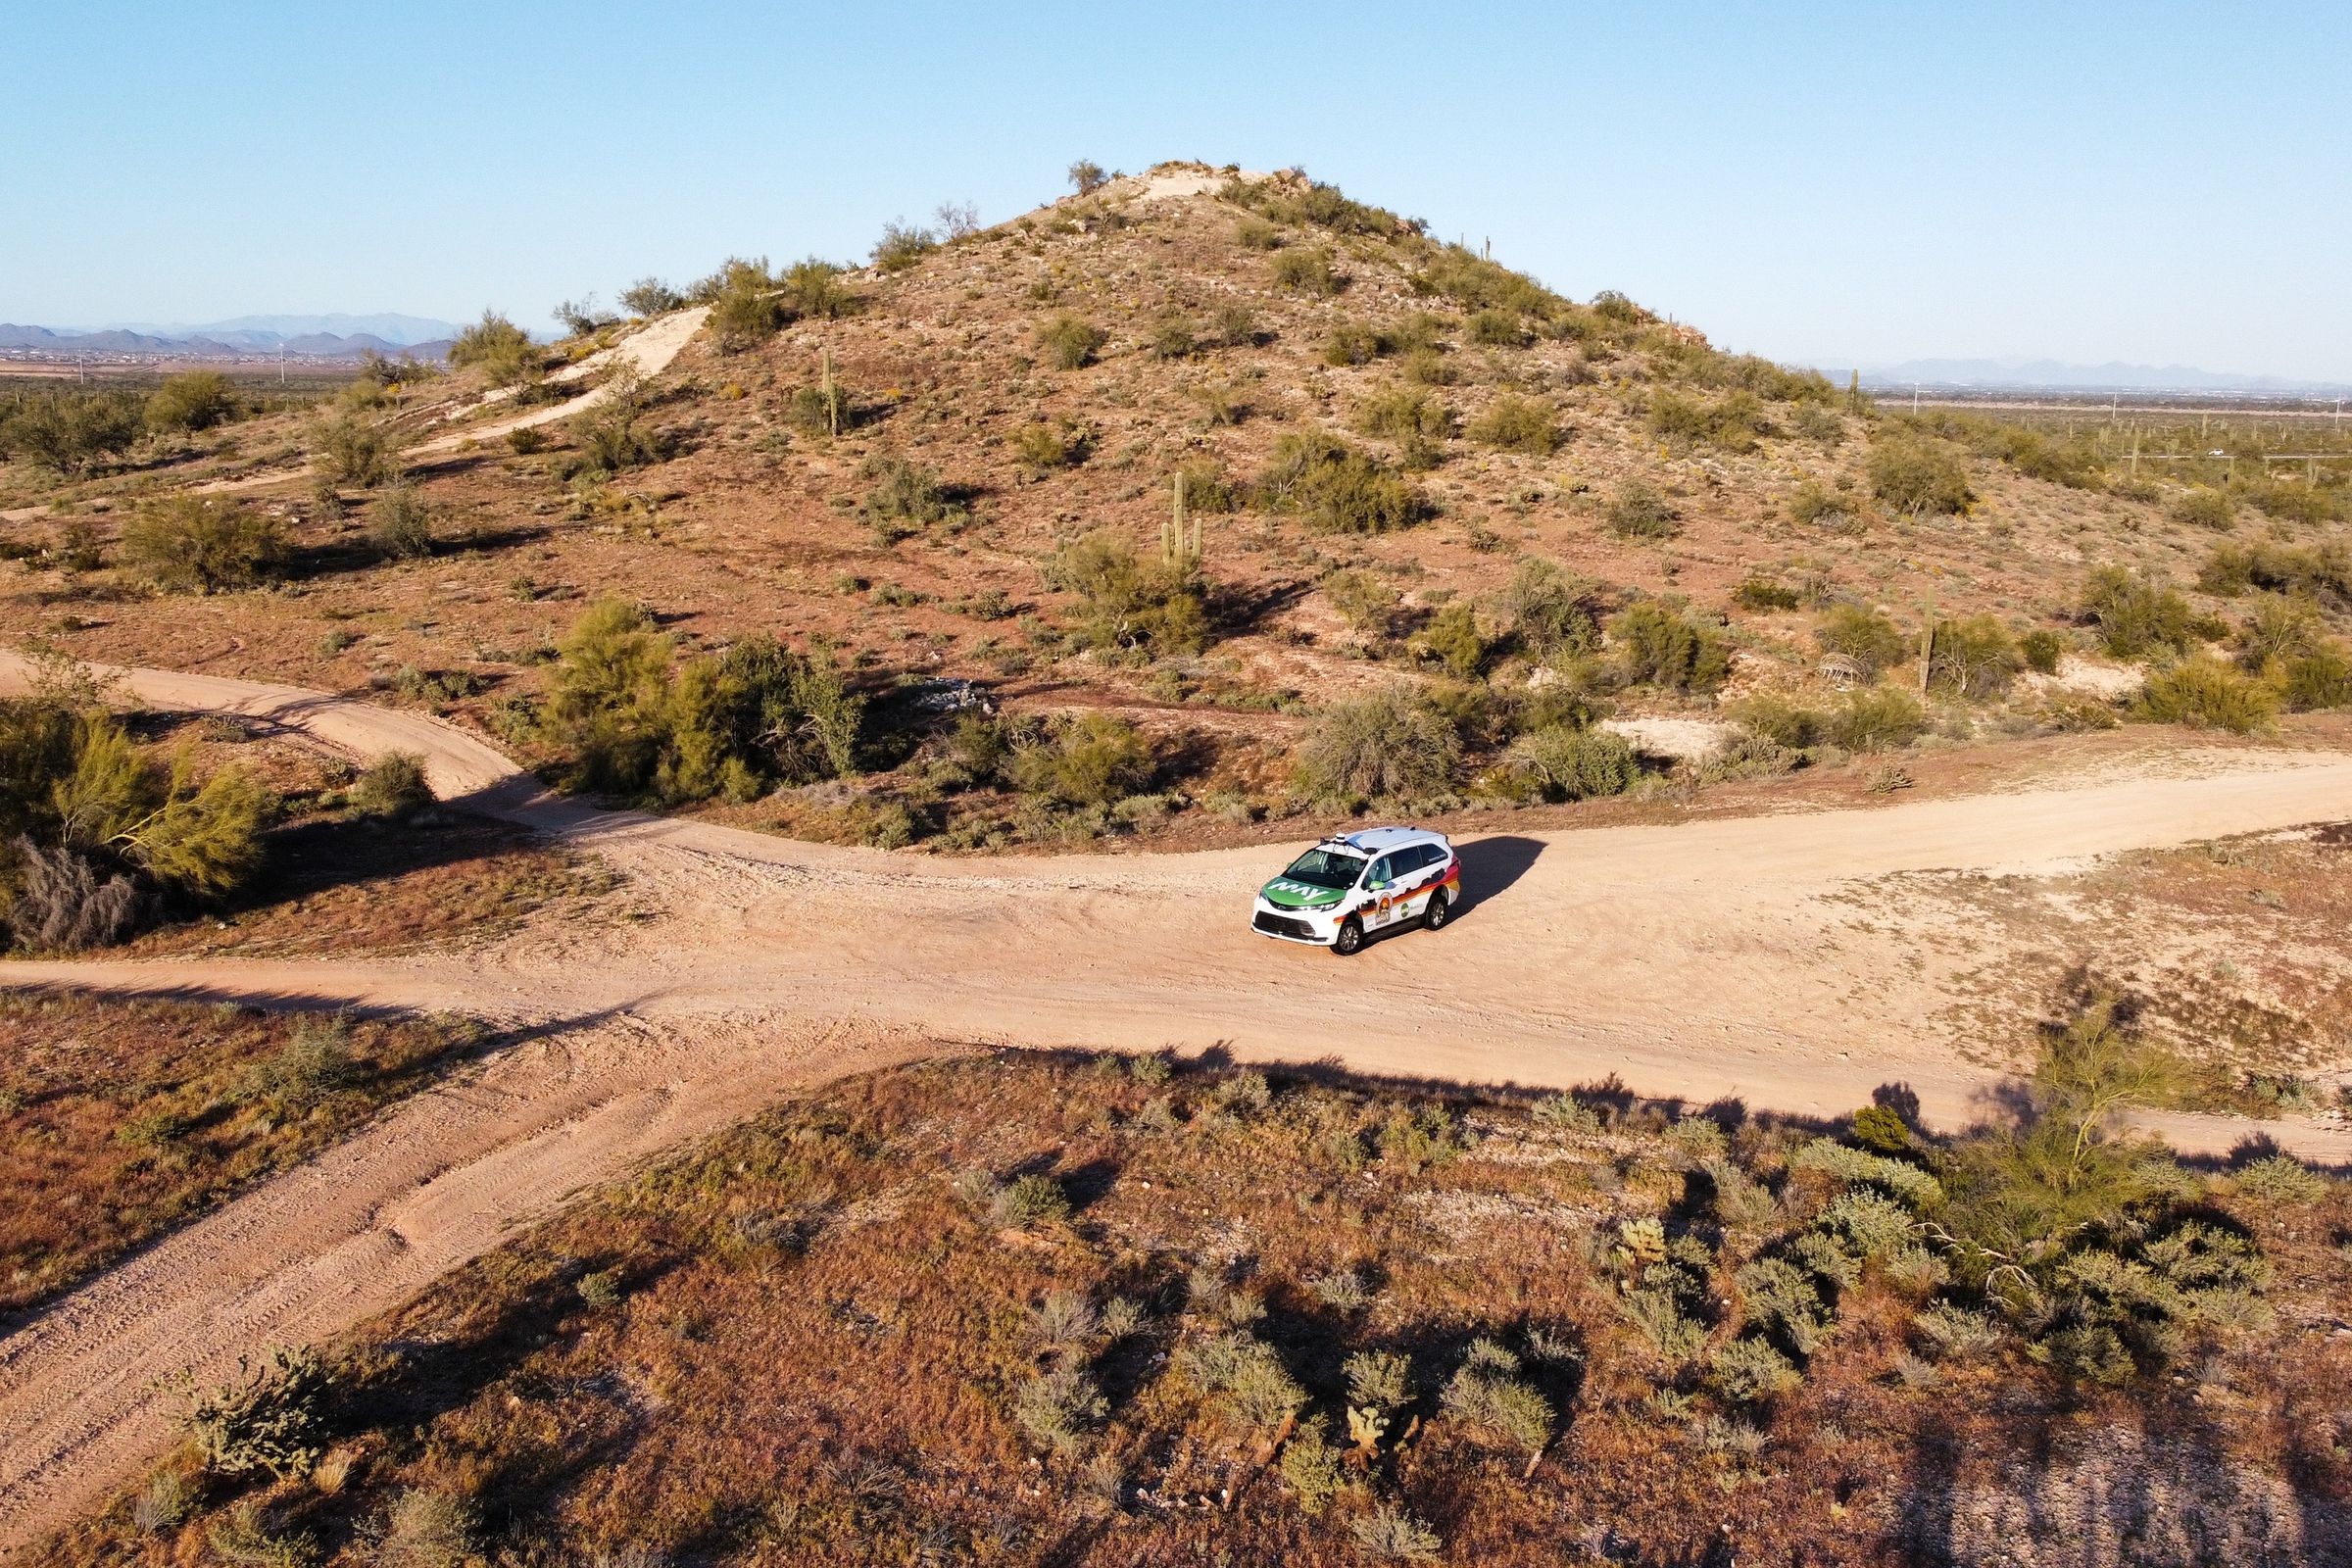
(1, 652, 2350, 1551)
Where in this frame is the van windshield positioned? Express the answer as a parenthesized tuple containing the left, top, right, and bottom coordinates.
(1280, 848, 1367, 891)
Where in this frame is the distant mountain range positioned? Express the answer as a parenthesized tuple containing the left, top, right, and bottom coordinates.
(1834, 357, 2352, 397)
(0, 314, 464, 362)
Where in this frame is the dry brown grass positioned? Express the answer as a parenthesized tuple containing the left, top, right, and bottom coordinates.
(45, 1052, 2352, 1566)
(0, 995, 480, 1317)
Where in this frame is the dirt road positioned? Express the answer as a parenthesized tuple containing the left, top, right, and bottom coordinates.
(2, 652, 2349, 1552)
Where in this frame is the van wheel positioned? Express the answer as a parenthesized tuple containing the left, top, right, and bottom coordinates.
(1331, 916, 1364, 956)
(1424, 888, 1453, 931)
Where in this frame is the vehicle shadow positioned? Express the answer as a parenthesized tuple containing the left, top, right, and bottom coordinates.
(1453, 835, 1544, 919)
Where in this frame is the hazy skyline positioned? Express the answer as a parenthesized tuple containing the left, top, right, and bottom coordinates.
(7, 1, 2347, 380)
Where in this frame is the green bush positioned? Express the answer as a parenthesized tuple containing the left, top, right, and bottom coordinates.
(1733, 578, 1802, 612)
(1012, 1368, 1105, 1453)
(2236, 476, 2342, 526)
(4, 390, 144, 472)
(1322, 320, 1387, 367)
(1612, 602, 1731, 693)
(1322, 567, 1401, 637)
(870, 220, 939, 272)
(1013, 419, 1090, 471)
(1509, 724, 1636, 802)
(1234, 216, 1281, 250)
(1925, 613, 2022, 699)
(1048, 528, 1208, 655)
(1825, 686, 1927, 752)
(1708, 1336, 1800, 1406)
(2082, 565, 2201, 659)
(352, 752, 433, 820)
(2020, 628, 2065, 674)
(619, 277, 684, 317)
(1258, 432, 1424, 533)
(1466, 308, 1529, 347)
(312, 410, 400, 487)
(1149, 311, 1199, 361)
(780, 258, 853, 318)
(145, 370, 236, 434)
(369, 484, 434, 560)
(1068, 159, 1108, 195)
(2172, 487, 2234, 530)
(1868, 435, 1973, 515)
(2277, 642, 2352, 710)
(1414, 602, 1487, 678)
(1268, 247, 1342, 297)
(1295, 688, 1459, 807)
(1353, 387, 1451, 467)
(1647, 389, 1767, 453)
(549, 600, 861, 802)
(1502, 556, 1599, 657)
(1605, 479, 1679, 539)
(709, 271, 787, 352)
(568, 380, 668, 474)
(1815, 606, 1909, 678)
(1788, 478, 1859, 529)
(447, 311, 539, 387)
(1037, 312, 1106, 369)
(121, 496, 286, 592)
(2135, 655, 2278, 733)
(1731, 693, 1825, 750)
(1008, 712, 1155, 808)
(858, 457, 967, 541)
(1467, 393, 1558, 455)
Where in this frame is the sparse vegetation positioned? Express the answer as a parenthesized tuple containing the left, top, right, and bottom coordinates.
(121, 496, 286, 592)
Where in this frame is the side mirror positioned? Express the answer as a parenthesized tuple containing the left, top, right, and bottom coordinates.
(1367, 878, 1390, 892)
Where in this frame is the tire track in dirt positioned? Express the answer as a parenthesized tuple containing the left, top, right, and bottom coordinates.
(2, 652, 2350, 1552)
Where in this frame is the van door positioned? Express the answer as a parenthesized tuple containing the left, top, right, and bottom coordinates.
(1359, 855, 1399, 928)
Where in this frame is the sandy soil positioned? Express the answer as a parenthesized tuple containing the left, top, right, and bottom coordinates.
(2, 650, 2350, 1552)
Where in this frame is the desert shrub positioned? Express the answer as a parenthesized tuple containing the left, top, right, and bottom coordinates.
(1467, 393, 1558, 455)
(1268, 246, 1342, 296)
(1816, 605, 1910, 677)
(312, 410, 400, 487)
(1012, 1368, 1105, 1453)
(2020, 628, 2065, 673)
(1007, 713, 1154, 808)
(620, 277, 684, 317)
(1322, 567, 1401, 636)
(1350, 1504, 1443, 1562)
(2199, 538, 2352, 606)
(245, 1014, 356, 1111)
(1791, 401, 1845, 444)
(569, 382, 668, 474)
(779, 258, 853, 318)
(1733, 578, 1802, 612)
(1605, 478, 1679, 539)
(1321, 320, 1387, 367)
(6, 839, 144, 951)
(1257, 431, 1424, 533)
(1868, 435, 1973, 515)
(186, 1347, 331, 1480)
(708, 272, 787, 352)
(1731, 693, 1825, 750)
(369, 1488, 476, 1568)
(2082, 565, 2201, 658)
(1148, 311, 1199, 361)
(352, 753, 433, 820)
(146, 370, 236, 433)
(1788, 478, 1859, 529)
(2135, 655, 2278, 733)
(1353, 386, 1446, 442)
(1926, 613, 2022, 699)
(369, 484, 434, 560)
(554, 296, 617, 338)
(1503, 556, 1599, 657)
(2172, 487, 2234, 530)
(1509, 725, 1636, 802)
(1278, 1416, 1345, 1514)
(1466, 307, 1529, 347)
(870, 220, 938, 272)
(121, 496, 286, 592)
(1013, 419, 1090, 471)
(1067, 158, 1108, 194)
(1612, 602, 1731, 693)
(549, 601, 860, 802)
(2232, 594, 2323, 672)
(1047, 528, 1208, 655)
(2277, 642, 2352, 710)
(1648, 388, 1767, 452)
(1693, 732, 1800, 783)
(1825, 686, 1927, 751)
(858, 456, 967, 541)
(1708, 1336, 1800, 1405)
(1414, 602, 1488, 678)
(447, 311, 538, 386)
(1616, 1228, 1715, 1361)
(2235, 1154, 2330, 1204)
(1234, 215, 1281, 249)
(1176, 1332, 1305, 1429)
(1038, 312, 1105, 369)
(1440, 1340, 1551, 1455)
(4, 390, 144, 472)
(1296, 687, 1459, 807)
(2237, 476, 2342, 526)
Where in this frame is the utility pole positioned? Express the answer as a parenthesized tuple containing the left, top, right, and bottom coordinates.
(1912, 383, 1920, 414)
(278, 342, 286, 386)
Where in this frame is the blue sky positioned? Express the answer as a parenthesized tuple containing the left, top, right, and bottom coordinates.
(6, 1, 2347, 377)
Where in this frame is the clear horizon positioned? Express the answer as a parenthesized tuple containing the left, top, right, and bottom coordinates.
(6, 1, 2348, 381)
